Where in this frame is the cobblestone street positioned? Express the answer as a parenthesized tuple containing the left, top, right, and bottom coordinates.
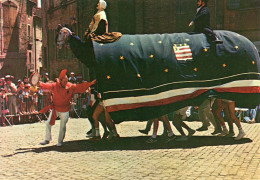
(1, 118, 260, 180)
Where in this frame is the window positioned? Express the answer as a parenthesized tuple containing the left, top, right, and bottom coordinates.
(227, 0, 260, 10)
(227, 0, 240, 10)
(241, 0, 260, 8)
(28, 25, 30, 37)
(2, 1, 18, 52)
(29, 52, 32, 64)
(37, 0, 41, 8)
(26, 1, 33, 16)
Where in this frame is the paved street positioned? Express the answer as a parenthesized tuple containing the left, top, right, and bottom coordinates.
(1, 118, 260, 180)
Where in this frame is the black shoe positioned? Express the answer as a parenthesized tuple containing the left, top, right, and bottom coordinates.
(165, 135, 177, 143)
(146, 137, 158, 144)
(102, 131, 109, 140)
(161, 131, 168, 137)
(211, 129, 222, 135)
(196, 126, 208, 131)
(107, 134, 120, 143)
(139, 129, 149, 135)
(86, 129, 93, 135)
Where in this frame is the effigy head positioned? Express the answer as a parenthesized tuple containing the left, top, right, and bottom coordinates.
(56, 25, 72, 49)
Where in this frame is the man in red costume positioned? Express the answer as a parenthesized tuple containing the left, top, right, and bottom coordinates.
(39, 69, 96, 146)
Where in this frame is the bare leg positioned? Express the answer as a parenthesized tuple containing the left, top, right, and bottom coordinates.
(104, 109, 116, 131)
(104, 108, 119, 142)
(146, 118, 158, 143)
(160, 115, 173, 133)
(89, 104, 104, 139)
(212, 99, 225, 126)
(226, 101, 241, 129)
(223, 105, 234, 134)
(152, 118, 159, 136)
(212, 99, 225, 133)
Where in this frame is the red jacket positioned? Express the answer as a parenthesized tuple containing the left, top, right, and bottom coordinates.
(40, 80, 92, 112)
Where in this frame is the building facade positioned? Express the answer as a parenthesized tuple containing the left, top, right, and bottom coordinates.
(42, 0, 260, 80)
(0, 0, 42, 80)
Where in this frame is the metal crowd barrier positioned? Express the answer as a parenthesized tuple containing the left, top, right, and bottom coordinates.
(0, 93, 52, 126)
(0, 92, 90, 126)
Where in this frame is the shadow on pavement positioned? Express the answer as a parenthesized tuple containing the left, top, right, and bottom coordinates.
(2, 136, 252, 157)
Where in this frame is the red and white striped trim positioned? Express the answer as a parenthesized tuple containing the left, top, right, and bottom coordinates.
(104, 79, 260, 112)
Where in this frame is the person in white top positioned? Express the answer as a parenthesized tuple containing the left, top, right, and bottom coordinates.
(84, 0, 108, 40)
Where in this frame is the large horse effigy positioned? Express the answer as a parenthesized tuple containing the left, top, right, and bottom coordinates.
(58, 28, 260, 123)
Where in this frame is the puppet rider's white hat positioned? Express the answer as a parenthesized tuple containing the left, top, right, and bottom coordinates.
(100, 0, 107, 9)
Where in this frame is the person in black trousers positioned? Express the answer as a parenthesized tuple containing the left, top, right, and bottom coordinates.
(189, 0, 222, 44)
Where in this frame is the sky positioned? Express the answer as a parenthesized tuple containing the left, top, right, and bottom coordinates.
(38, 0, 41, 8)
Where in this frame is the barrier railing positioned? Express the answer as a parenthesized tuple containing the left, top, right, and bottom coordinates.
(0, 92, 90, 126)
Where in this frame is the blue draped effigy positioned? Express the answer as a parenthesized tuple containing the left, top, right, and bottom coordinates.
(90, 30, 260, 123)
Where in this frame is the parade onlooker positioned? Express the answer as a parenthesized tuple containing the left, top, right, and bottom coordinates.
(68, 72, 77, 83)
(23, 83, 31, 114)
(243, 108, 257, 123)
(0, 88, 9, 126)
(0, 78, 5, 88)
(4, 75, 17, 124)
(256, 105, 260, 123)
(23, 76, 29, 84)
(16, 81, 24, 115)
(29, 84, 39, 114)
(41, 73, 50, 83)
(37, 88, 44, 112)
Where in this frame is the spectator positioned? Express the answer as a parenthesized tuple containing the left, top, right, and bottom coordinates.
(68, 72, 77, 83)
(16, 81, 25, 115)
(23, 83, 31, 114)
(29, 84, 39, 114)
(23, 76, 29, 84)
(76, 74, 83, 83)
(37, 88, 44, 112)
(256, 104, 260, 123)
(243, 108, 257, 123)
(0, 78, 5, 88)
(41, 73, 50, 83)
(4, 75, 17, 124)
(0, 88, 9, 126)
